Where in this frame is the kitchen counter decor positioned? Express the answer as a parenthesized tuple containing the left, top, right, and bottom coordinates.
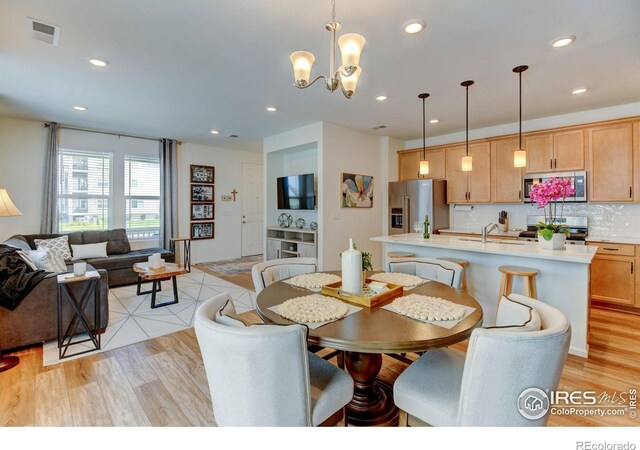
(530, 177, 575, 250)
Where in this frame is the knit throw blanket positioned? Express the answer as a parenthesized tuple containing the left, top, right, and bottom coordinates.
(0, 244, 47, 311)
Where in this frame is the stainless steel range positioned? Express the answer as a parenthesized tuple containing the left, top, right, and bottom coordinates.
(518, 215, 588, 245)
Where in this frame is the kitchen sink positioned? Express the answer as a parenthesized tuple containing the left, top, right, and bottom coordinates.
(457, 238, 525, 246)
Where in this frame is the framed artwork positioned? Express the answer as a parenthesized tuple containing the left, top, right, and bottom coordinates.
(191, 203, 215, 221)
(191, 165, 215, 184)
(341, 173, 374, 208)
(191, 222, 215, 240)
(191, 184, 214, 202)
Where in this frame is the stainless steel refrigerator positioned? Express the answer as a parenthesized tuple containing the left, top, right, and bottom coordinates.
(388, 180, 449, 235)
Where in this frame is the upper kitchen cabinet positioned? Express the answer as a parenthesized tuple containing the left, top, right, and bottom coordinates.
(398, 147, 446, 181)
(491, 138, 523, 203)
(524, 129, 585, 173)
(588, 122, 634, 202)
(446, 142, 491, 204)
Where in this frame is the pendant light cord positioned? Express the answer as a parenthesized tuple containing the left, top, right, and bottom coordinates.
(465, 84, 469, 156)
(519, 70, 522, 150)
(422, 96, 426, 160)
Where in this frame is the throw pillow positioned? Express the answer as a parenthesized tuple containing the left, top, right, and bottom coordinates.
(34, 235, 71, 261)
(71, 242, 108, 261)
(16, 250, 38, 271)
(215, 299, 246, 328)
(491, 296, 541, 332)
(28, 247, 68, 273)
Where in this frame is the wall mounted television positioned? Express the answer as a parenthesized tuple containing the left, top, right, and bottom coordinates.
(277, 173, 316, 210)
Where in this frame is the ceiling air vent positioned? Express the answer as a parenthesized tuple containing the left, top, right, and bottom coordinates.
(27, 18, 60, 46)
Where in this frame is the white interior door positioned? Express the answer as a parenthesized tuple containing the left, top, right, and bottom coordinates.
(241, 163, 264, 256)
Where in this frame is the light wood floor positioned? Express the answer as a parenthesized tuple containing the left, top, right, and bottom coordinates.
(1, 306, 638, 426)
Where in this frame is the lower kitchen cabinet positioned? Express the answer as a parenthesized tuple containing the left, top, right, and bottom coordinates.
(589, 242, 638, 309)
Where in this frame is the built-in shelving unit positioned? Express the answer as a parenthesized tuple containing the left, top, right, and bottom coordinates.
(266, 226, 317, 260)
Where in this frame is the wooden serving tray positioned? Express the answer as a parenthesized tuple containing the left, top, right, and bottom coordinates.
(321, 279, 404, 307)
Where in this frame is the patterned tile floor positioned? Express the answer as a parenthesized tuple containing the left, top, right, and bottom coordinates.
(43, 268, 256, 366)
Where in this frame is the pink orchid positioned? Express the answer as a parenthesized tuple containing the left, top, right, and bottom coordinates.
(530, 177, 575, 226)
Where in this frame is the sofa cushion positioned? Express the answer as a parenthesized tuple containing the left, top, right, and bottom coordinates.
(23, 232, 83, 250)
(86, 248, 173, 271)
(82, 229, 131, 255)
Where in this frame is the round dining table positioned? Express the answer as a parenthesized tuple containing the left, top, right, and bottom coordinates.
(255, 271, 483, 427)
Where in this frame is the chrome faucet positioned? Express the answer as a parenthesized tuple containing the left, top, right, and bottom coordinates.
(481, 223, 498, 243)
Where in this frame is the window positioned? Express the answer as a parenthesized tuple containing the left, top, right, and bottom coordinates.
(58, 149, 111, 232)
(125, 155, 160, 239)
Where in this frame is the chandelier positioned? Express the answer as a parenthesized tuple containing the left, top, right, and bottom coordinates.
(289, 0, 365, 99)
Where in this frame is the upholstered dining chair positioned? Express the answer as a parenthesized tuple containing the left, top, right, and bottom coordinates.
(388, 257, 464, 290)
(251, 257, 343, 367)
(251, 257, 318, 294)
(194, 294, 354, 426)
(393, 294, 571, 426)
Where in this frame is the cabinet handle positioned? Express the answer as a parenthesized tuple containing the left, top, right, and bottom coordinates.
(554, 158, 557, 169)
(632, 262, 634, 275)
(277, 249, 280, 258)
(602, 248, 619, 251)
(630, 187, 633, 199)
(550, 159, 553, 170)
(518, 189, 522, 200)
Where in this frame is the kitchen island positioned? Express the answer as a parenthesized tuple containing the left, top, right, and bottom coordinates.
(371, 233, 598, 357)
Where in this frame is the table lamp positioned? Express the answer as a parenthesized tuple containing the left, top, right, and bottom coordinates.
(0, 188, 22, 373)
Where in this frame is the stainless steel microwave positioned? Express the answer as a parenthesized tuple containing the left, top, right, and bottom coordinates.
(523, 171, 587, 203)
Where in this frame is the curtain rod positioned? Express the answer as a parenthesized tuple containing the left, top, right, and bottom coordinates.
(44, 123, 182, 145)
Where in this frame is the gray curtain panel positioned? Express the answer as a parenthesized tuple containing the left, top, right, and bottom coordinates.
(41, 122, 59, 233)
(160, 138, 179, 251)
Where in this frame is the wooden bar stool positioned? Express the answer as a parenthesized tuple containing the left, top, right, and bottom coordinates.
(498, 266, 538, 301)
(387, 251, 416, 258)
(438, 257, 469, 292)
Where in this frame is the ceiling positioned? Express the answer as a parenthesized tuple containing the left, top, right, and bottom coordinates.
(1, 0, 639, 152)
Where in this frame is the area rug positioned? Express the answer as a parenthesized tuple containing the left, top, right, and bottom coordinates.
(196, 254, 263, 275)
(42, 268, 257, 366)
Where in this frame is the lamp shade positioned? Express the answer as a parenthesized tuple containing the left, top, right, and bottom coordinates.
(290, 51, 315, 86)
(461, 156, 473, 172)
(340, 66, 361, 97)
(0, 189, 22, 217)
(338, 33, 365, 68)
(514, 149, 527, 168)
(419, 160, 430, 175)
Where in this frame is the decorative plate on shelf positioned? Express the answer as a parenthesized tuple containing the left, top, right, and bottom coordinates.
(278, 213, 293, 228)
(295, 218, 306, 229)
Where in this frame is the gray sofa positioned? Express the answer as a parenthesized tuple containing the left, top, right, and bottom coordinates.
(0, 229, 174, 351)
(8, 229, 174, 287)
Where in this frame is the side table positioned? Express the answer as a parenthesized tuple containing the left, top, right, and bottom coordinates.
(170, 237, 191, 272)
(56, 271, 102, 360)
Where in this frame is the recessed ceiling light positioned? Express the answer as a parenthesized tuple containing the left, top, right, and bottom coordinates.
(73, 106, 87, 111)
(266, 107, 277, 112)
(88, 58, 109, 67)
(403, 19, 426, 35)
(210, 130, 220, 134)
(551, 36, 576, 48)
(376, 95, 388, 101)
(429, 119, 439, 123)
(572, 87, 587, 94)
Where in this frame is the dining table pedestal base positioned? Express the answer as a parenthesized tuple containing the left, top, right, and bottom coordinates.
(344, 351, 399, 427)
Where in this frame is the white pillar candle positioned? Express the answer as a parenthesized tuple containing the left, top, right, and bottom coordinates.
(341, 238, 363, 295)
(73, 262, 87, 277)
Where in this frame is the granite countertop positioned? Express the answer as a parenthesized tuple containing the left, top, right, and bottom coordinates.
(586, 235, 640, 245)
(371, 233, 598, 264)
(438, 228, 524, 238)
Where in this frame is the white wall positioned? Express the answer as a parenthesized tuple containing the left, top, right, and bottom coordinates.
(322, 122, 383, 271)
(380, 136, 404, 236)
(178, 142, 262, 264)
(0, 117, 47, 240)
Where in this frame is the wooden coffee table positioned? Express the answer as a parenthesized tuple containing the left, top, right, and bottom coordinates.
(133, 262, 188, 309)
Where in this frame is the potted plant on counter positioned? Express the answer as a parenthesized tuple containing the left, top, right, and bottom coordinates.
(530, 177, 575, 250)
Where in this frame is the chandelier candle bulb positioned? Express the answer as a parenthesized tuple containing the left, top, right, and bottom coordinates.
(341, 238, 363, 295)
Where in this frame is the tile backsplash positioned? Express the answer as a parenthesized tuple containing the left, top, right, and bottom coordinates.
(451, 203, 640, 238)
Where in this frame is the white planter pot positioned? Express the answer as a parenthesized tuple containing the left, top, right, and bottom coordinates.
(538, 232, 566, 250)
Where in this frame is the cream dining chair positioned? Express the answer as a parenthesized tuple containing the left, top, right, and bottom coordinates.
(388, 257, 464, 290)
(393, 294, 571, 426)
(194, 294, 354, 426)
(251, 257, 318, 294)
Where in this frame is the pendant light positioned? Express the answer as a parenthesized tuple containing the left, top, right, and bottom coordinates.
(513, 65, 529, 167)
(418, 93, 430, 176)
(461, 80, 474, 172)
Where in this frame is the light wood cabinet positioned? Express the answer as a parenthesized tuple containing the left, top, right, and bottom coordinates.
(589, 243, 636, 306)
(491, 138, 523, 203)
(398, 148, 446, 181)
(265, 227, 317, 260)
(588, 123, 634, 202)
(446, 142, 491, 204)
(524, 129, 585, 173)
